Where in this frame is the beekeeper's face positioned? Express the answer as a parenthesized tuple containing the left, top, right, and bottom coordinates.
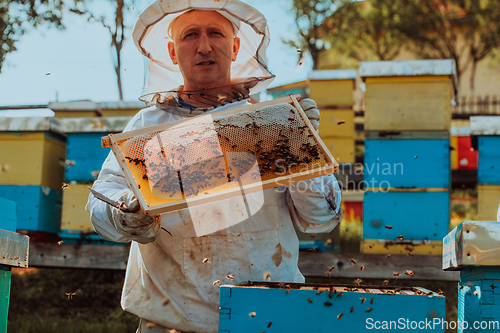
(168, 10, 241, 91)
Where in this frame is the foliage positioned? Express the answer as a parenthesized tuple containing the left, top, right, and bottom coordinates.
(282, 0, 340, 69)
(0, 0, 72, 72)
(71, 0, 135, 100)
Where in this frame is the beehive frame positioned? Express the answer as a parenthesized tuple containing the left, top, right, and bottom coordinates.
(101, 95, 338, 216)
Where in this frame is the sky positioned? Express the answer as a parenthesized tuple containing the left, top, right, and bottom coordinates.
(0, 0, 313, 116)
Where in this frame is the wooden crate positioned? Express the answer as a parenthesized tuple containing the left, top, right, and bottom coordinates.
(318, 109, 355, 138)
(458, 267, 500, 332)
(364, 136, 450, 189)
(363, 190, 450, 241)
(322, 137, 356, 164)
(101, 95, 338, 218)
(478, 136, 500, 185)
(477, 185, 500, 221)
(61, 184, 92, 231)
(361, 239, 442, 255)
(219, 281, 445, 332)
(0, 185, 62, 234)
(0, 132, 66, 189)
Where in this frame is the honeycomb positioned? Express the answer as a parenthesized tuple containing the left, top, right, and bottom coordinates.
(116, 103, 329, 208)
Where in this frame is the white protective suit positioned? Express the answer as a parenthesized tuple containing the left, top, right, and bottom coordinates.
(87, 1, 342, 332)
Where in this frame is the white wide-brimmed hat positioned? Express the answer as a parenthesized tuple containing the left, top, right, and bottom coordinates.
(132, 0, 275, 105)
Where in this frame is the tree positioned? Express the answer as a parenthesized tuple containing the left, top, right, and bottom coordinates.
(0, 0, 70, 72)
(396, 0, 500, 94)
(282, 0, 339, 69)
(71, 0, 134, 100)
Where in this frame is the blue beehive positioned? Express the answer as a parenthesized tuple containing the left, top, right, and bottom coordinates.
(0, 185, 62, 234)
(477, 136, 500, 185)
(61, 117, 131, 182)
(364, 136, 450, 189)
(363, 190, 450, 241)
(219, 281, 445, 332)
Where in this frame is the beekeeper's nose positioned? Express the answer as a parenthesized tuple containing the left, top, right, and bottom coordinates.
(197, 34, 213, 55)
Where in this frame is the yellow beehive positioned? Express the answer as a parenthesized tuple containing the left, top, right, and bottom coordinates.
(360, 239, 443, 255)
(318, 109, 355, 138)
(477, 185, 500, 221)
(61, 184, 93, 231)
(308, 69, 356, 107)
(322, 137, 355, 165)
(360, 60, 457, 131)
(0, 118, 66, 189)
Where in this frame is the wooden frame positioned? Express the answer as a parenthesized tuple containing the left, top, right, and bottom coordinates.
(101, 95, 338, 216)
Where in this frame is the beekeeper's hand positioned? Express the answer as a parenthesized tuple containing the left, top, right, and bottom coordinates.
(106, 192, 161, 244)
(299, 98, 320, 132)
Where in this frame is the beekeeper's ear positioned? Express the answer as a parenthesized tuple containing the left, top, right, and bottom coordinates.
(168, 42, 178, 65)
(232, 37, 240, 62)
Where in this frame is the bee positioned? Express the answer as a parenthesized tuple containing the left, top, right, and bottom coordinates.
(65, 292, 76, 299)
(325, 239, 333, 246)
(350, 259, 357, 265)
(385, 225, 393, 229)
(286, 289, 290, 294)
(407, 252, 414, 257)
(308, 247, 317, 252)
(361, 297, 366, 304)
(459, 285, 464, 289)
(61, 183, 69, 190)
(438, 290, 444, 295)
(383, 280, 389, 285)
(57, 241, 63, 245)
(336, 291, 343, 298)
(324, 302, 332, 307)
(309, 233, 315, 239)
(337, 313, 343, 320)
(354, 279, 362, 287)
(202, 258, 210, 264)
(370, 298, 374, 304)
(169, 330, 179, 333)
(405, 269, 414, 276)
(163, 299, 171, 306)
(366, 308, 373, 313)
(249, 312, 257, 318)
(350, 306, 354, 313)
(263, 272, 271, 281)
(337, 120, 345, 125)
(267, 322, 272, 328)
(414, 156, 418, 159)
(393, 272, 401, 278)
(146, 322, 156, 328)
(397, 235, 404, 241)
(316, 290, 323, 295)
(360, 265, 365, 271)
(213, 280, 221, 286)
(307, 298, 313, 303)
(226, 274, 235, 281)
(386, 254, 392, 259)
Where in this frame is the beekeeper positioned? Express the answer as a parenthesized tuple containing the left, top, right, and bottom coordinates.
(87, 1, 342, 332)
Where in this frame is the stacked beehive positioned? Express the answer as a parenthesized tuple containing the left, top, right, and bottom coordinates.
(470, 116, 500, 222)
(0, 117, 66, 235)
(59, 117, 132, 244)
(294, 70, 357, 251)
(360, 60, 456, 255)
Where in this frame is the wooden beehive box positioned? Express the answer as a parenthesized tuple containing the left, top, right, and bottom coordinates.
(360, 60, 456, 131)
(308, 69, 357, 107)
(101, 95, 338, 216)
(48, 101, 144, 118)
(363, 131, 450, 189)
(0, 185, 62, 234)
(219, 281, 445, 332)
(477, 185, 500, 222)
(61, 184, 93, 231)
(470, 116, 500, 185)
(61, 117, 131, 182)
(450, 126, 477, 170)
(322, 137, 356, 164)
(318, 109, 355, 138)
(0, 117, 66, 189)
(361, 239, 443, 255)
(363, 190, 450, 241)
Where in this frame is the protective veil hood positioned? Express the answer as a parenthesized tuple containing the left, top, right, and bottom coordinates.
(132, 0, 275, 106)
